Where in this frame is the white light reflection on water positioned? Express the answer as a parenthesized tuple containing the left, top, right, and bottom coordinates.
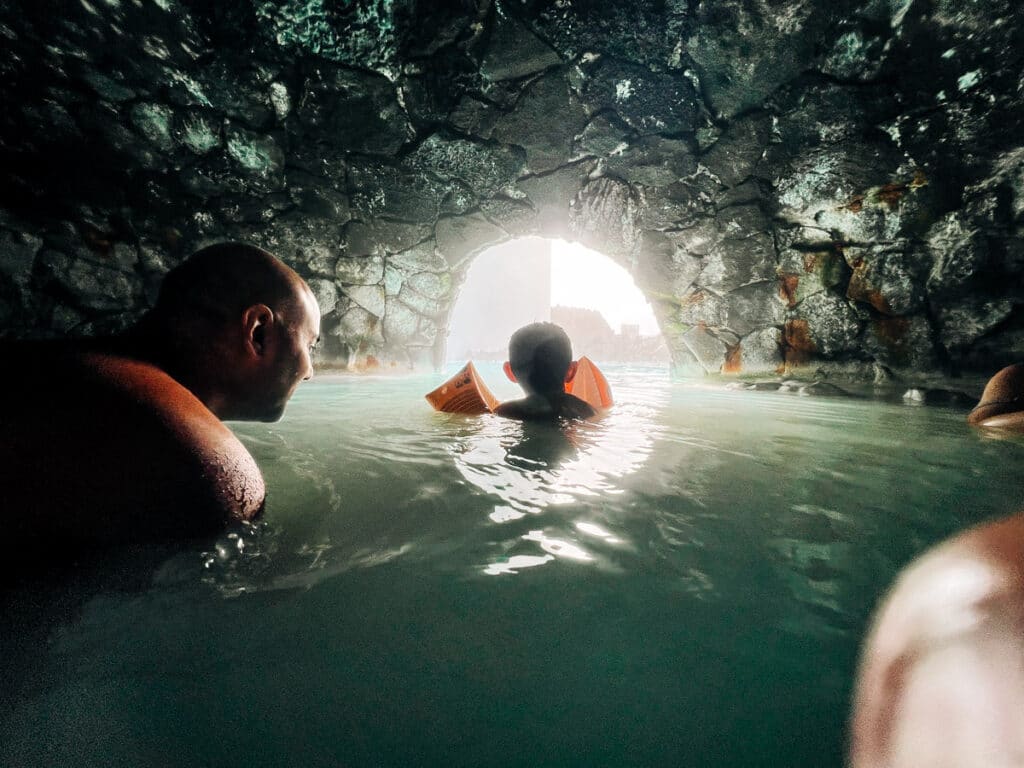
(452, 370, 669, 514)
(575, 521, 622, 544)
(447, 364, 672, 574)
(483, 554, 555, 575)
(197, 364, 674, 591)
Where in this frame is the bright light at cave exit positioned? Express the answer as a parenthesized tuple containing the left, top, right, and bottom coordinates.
(550, 239, 660, 336)
(445, 237, 661, 362)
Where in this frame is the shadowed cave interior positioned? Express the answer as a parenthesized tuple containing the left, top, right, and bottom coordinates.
(1, 0, 1022, 382)
(5, 4, 1024, 767)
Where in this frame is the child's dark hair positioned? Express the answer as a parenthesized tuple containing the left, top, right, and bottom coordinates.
(508, 322, 573, 393)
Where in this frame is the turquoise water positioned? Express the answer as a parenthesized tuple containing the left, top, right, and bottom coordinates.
(4, 364, 1024, 767)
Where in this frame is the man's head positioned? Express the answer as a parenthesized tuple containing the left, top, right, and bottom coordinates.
(503, 322, 578, 396)
(138, 242, 321, 422)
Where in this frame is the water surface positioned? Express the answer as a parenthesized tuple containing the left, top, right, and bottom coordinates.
(3, 365, 1023, 767)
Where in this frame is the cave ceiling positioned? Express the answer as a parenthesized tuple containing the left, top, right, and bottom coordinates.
(0, 0, 1022, 377)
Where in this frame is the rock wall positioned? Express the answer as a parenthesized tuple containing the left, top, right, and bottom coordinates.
(0, 0, 1022, 378)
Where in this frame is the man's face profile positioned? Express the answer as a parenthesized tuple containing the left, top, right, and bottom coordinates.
(252, 285, 321, 422)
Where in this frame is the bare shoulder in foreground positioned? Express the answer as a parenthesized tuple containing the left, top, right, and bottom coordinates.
(0, 347, 265, 543)
(850, 513, 1024, 768)
(967, 363, 1024, 429)
(0, 242, 320, 551)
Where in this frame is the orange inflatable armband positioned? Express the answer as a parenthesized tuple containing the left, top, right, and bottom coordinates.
(425, 361, 500, 414)
(565, 356, 613, 410)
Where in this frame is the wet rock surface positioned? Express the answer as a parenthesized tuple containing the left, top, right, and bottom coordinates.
(0, 0, 1021, 378)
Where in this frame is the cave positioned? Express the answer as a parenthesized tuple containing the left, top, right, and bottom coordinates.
(2, 0, 1022, 381)
(6, 3, 1024, 766)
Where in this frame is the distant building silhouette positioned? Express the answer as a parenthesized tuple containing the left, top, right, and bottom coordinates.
(447, 238, 668, 364)
(551, 306, 614, 352)
(552, 305, 668, 363)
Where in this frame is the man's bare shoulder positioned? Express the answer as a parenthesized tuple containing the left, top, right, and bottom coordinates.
(0, 347, 265, 544)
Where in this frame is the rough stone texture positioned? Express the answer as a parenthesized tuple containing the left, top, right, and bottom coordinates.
(0, 0, 1021, 377)
(935, 297, 1015, 356)
(866, 313, 939, 372)
(724, 282, 786, 338)
(297, 66, 413, 156)
(570, 177, 641, 263)
(435, 213, 507, 270)
(681, 326, 729, 375)
(778, 247, 850, 309)
(789, 293, 864, 360)
(843, 244, 930, 317)
(491, 72, 589, 174)
(580, 59, 699, 135)
(734, 327, 784, 375)
(480, 10, 561, 82)
(603, 137, 697, 188)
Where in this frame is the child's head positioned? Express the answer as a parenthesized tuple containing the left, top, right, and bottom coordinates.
(503, 322, 575, 396)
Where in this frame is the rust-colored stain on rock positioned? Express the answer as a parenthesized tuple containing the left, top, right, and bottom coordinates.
(723, 343, 742, 373)
(682, 291, 706, 306)
(779, 273, 800, 308)
(842, 195, 865, 213)
(848, 266, 893, 314)
(840, 171, 928, 214)
(162, 227, 183, 249)
(83, 226, 113, 255)
(873, 315, 910, 349)
(876, 182, 907, 210)
(783, 319, 815, 366)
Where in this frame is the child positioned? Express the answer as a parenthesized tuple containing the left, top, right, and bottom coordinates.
(494, 322, 596, 421)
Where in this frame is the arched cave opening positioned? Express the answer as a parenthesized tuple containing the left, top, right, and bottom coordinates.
(0, 0, 1019, 382)
(3, 4, 1024, 768)
(445, 236, 668, 369)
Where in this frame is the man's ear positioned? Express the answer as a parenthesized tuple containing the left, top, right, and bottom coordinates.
(242, 304, 274, 358)
(565, 359, 579, 383)
(503, 361, 517, 383)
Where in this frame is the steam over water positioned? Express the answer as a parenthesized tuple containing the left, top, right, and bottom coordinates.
(4, 365, 1024, 767)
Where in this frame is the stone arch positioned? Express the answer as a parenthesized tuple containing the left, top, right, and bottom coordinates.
(442, 234, 669, 367)
(0, 0, 1022, 380)
(334, 162, 785, 377)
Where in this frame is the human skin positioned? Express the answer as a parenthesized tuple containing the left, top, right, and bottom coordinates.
(0, 349, 266, 545)
(850, 513, 1024, 768)
(0, 256, 321, 551)
(967, 364, 1024, 429)
(205, 285, 321, 423)
(494, 390, 597, 421)
(494, 359, 597, 421)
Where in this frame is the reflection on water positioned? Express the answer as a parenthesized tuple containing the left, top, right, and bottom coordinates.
(447, 367, 668, 574)
(6, 364, 1024, 768)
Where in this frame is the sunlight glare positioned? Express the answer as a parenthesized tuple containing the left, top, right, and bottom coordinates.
(550, 239, 660, 336)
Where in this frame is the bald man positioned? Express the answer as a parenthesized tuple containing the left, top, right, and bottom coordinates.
(0, 243, 320, 551)
(967, 363, 1024, 429)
